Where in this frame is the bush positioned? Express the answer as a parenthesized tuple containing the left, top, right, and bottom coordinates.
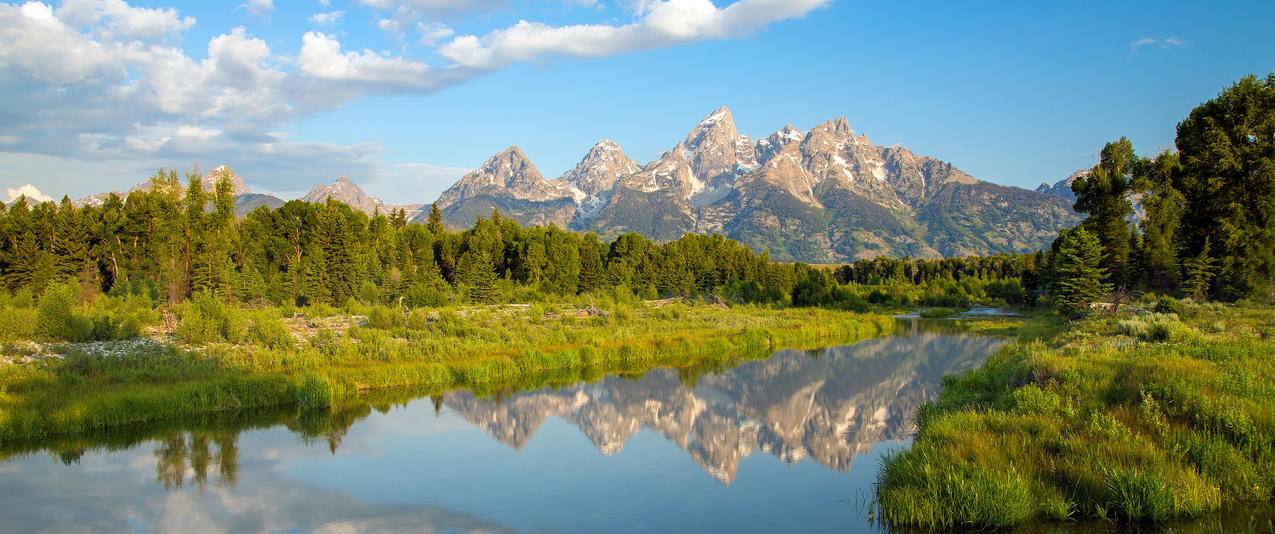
(1153, 296, 1183, 315)
(365, 305, 404, 330)
(0, 306, 37, 342)
(247, 311, 293, 350)
(403, 280, 450, 308)
(1115, 313, 1194, 342)
(35, 283, 85, 342)
(177, 292, 246, 344)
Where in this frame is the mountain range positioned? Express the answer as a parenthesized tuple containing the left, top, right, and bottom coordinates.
(61, 107, 1083, 261)
(418, 107, 1079, 261)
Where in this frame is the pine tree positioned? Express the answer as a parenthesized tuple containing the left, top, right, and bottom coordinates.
(578, 233, 606, 294)
(1134, 151, 1185, 293)
(455, 249, 497, 303)
(1052, 228, 1112, 314)
(425, 203, 445, 235)
(1073, 138, 1135, 286)
(1174, 74, 1275, 300)
(1181, 237, 1219, 300)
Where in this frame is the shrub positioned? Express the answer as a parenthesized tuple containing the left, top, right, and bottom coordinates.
(403, 280, 450, 308)
(1153, 296, 1183, 315)
(0, 306, 37, 342)
(35, 283, 85, 342)
(1115, 313, 1194, 342)
(247, 311, 293, 350)
(365, 305, 404, 330)
(177, 292, 246, 344)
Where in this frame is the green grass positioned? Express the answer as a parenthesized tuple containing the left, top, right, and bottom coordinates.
(875, 301, 1275, 528)
(0, 302, 894, 443)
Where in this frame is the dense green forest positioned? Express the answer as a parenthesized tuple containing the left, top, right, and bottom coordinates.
(0, 171, 1038, 343)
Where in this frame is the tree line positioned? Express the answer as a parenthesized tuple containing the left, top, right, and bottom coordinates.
(2, 74, 1268, 316)
(1036, 74, 1274, 313)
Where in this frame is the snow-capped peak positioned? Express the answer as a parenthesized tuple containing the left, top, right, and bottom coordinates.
(698, 106, 732, 127)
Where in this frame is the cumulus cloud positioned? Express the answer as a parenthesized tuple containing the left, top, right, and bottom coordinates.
(298, 31, 450, 90)
(1129, 36, 1185, 52)
(1, 0, 827, 201)
(438, 0, 829, 69)
(5, 184, 54, 203)
(55, 0, 194, 41)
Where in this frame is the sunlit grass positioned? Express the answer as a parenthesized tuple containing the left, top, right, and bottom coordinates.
(0, 301, 894, 442)
(876, 301, 1275, 527)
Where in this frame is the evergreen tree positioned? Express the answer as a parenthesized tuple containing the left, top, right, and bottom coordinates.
(455, 249, 497, 303)
(1073, 138, 1136, 286)
(1134, 151, 1185, 293)
(1181, 237, 1219, 300)
(425, 203, 445, 235)
(1051, 228, 1112, 314)
(578, 233, 606, 294)
(1174, 74, 1275, 300)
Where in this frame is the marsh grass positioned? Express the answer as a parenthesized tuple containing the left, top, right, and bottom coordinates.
(877, 302, 1275, 528)
(0, 303, 893, 442)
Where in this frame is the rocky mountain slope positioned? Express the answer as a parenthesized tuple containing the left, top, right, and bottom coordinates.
(67, 107, 1080, 261)
(414, 146, 578, 228)
(1035, 169, 1089, 202)
(433, 106, 1080, 261)
(304, 176, 421, 216)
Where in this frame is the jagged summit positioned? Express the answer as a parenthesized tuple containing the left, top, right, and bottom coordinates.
(304, 176, 386, 214)
(1035, 169, 1090, 202)
(72, 107, 1079, 260)
(433, 106, 1079, 260)
(553, 139, 640, 222)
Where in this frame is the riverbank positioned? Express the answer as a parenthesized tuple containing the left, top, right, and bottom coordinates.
(875, 301, 1275, 527)
(0, 302, 895, 443)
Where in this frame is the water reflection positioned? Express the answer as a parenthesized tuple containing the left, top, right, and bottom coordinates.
(444, 327, 1000, 483)
(0, 320, 1009, 533)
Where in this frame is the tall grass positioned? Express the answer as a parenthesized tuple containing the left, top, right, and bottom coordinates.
(876, 301, 1275, 528)
(0, 302, 893, 442)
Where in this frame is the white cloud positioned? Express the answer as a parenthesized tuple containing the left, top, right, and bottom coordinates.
(416, 22, 454, 45)
(298, 31, 445, 90)
(1129, 36, 1185, 52)
(362, 0, 506, 42)
(4, 184, 53, 203)
(438, 0, 829, 69)
(309, 10, 345, 27)
(359, 0, 505, 17)
(0, 0, 829, 202)
(55, 0, 195, 41)
(242, 0, 274, 16)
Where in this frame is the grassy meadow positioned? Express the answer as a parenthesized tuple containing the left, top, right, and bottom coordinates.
(0, 293, 894, 444)
(875, 299, 1275, 528)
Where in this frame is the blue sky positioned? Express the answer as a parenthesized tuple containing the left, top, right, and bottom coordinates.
(1, 0, 1272, 204)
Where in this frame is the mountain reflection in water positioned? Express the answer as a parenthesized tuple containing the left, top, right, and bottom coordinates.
(0, 320, 1006, 533)
(445, 325, 1001, 484)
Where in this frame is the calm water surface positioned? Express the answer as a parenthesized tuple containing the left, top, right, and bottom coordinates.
(0, 321, 1003, 533)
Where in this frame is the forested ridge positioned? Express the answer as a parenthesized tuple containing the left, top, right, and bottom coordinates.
(2, 75, 1272, 331)
(0, 169, 1035, 316)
